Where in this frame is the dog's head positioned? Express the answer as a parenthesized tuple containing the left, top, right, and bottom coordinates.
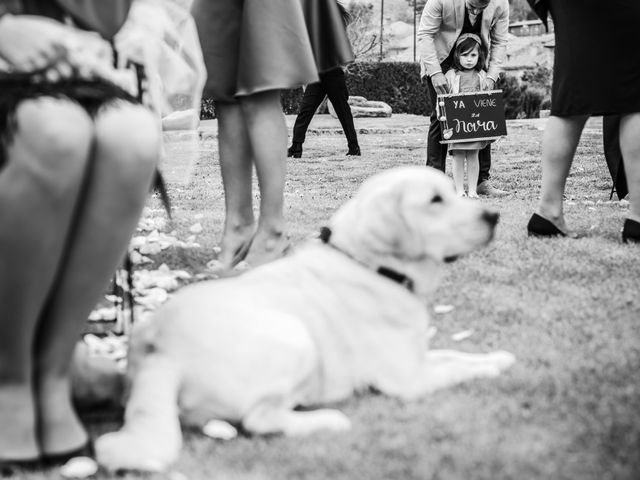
(328, 166, 498, 269)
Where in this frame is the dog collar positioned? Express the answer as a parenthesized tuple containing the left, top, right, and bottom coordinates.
(319, 227, 415, 292)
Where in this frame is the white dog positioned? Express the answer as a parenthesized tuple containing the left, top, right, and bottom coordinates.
(96, 166, 515, 471)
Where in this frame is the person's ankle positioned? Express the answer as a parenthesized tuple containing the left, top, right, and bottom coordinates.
(0, 384, 40, 460)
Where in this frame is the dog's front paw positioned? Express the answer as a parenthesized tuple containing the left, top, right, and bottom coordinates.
(95, 429, 181, 472)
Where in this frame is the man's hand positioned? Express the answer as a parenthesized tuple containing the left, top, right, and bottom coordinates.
(430, 72, 449, 95)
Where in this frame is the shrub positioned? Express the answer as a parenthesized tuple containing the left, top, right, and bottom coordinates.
(201, 97, 215, 120)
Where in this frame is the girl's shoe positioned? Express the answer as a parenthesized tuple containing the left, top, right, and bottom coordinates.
(457, 191, 467, 198)
(527, 213, 571, 238)
(622, 218, 640, 243)
(468, 192, 479, 199)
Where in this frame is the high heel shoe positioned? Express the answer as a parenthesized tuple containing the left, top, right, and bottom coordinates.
(346, 145, 361, 156)
(527, 213, 570, 238)
(287, 143, 303, 158)
(622, 218, 640, 243)
(0, 457, 42, 475)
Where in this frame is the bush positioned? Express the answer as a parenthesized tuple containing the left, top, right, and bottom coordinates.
(201, 97, 215, 120)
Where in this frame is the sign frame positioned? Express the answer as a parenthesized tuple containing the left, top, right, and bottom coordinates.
(436, 90, 508, 144)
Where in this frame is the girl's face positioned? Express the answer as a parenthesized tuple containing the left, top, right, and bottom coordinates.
(459, 45, 479, 70)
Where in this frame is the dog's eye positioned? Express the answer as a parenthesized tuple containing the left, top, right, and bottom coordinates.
(431, 195, 443, 204)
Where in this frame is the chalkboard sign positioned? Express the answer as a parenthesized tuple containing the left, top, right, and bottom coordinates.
(436, 90, 507, 144)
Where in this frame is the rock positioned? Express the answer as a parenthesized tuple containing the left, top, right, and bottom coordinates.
(328, 96, 392, 118)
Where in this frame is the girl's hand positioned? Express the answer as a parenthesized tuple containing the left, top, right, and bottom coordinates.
(0, 15, 70, 73)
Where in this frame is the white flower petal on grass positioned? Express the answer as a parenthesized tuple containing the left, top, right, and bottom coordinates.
(203, 420, 238, 440)
(433, 304, 455, 314)
(451, 329, 474, 342)
(60, 456, 98, 478)
(87, 307, 116, 322)
(189, 223, 203, 234)
(168, 471, 190, 480)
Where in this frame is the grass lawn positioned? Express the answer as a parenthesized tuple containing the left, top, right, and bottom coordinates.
(10, 117, 640, 480)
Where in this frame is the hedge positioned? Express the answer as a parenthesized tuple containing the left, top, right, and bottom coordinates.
(201, 63, 551, 120)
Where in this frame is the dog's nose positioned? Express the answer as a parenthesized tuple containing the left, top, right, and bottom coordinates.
(482, 211, 500, 227)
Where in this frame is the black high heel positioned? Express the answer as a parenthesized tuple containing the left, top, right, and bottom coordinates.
(346, 145, 361, 156)
(287, 143, 302, 158)
(622, 218, 640, 243)
(527, 213, 568, 238)
(0, 457, 42, 475)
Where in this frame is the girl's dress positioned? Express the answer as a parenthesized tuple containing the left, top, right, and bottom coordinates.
(444, 69, 491, 152)
(192, 0, 354, 102)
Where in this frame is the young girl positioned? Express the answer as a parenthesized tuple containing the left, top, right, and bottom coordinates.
(445, 33, 491, 198)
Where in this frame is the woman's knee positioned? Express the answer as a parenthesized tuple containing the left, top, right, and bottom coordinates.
(11, 98, 93, 192)
(94, 102, 160, 182)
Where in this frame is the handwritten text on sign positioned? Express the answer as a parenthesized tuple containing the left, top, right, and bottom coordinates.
(437, 90, 507, 144)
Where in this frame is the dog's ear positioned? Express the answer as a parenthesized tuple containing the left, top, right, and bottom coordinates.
(395, 182, 445, 260)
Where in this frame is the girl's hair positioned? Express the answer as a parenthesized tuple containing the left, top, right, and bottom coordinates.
(452, 37, 487, 72)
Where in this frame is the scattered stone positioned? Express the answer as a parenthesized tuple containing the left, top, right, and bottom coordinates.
(434, 304, 455, 314)
(451, 329, 474, 341)
(203, 419, 239, 440)
(60, 456, 98, 478)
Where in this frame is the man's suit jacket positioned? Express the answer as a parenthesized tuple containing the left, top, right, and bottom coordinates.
(417, 0, 509, 82)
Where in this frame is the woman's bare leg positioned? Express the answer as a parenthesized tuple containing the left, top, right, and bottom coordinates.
(0, 98, 92, 460)
(619, 112, 640, 223)
(536, 115, 589, 232)
(33, 102, 159, 456)
(240, 90, 288, 266)
(215, 101, 256, 269)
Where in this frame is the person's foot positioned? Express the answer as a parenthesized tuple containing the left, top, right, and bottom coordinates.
(35, 376, 89, 458)
(468, 191, 479, 199)
(346, 145, 361, 156)
(622, 218, 640, 243)
(0, 384, 40, 462)
(457, 191, 467, 198)
(217, 223, 256, 271)
(287, 142, 303, 158)
(527, 212, 577, 238)
(245, 228, 291, 268)
(477, 180, 508, 197)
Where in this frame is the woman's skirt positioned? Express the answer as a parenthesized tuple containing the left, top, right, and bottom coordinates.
(192, 0, 354, 102)
(0, 75, 138, 169)
(549, 0, 640, 116)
